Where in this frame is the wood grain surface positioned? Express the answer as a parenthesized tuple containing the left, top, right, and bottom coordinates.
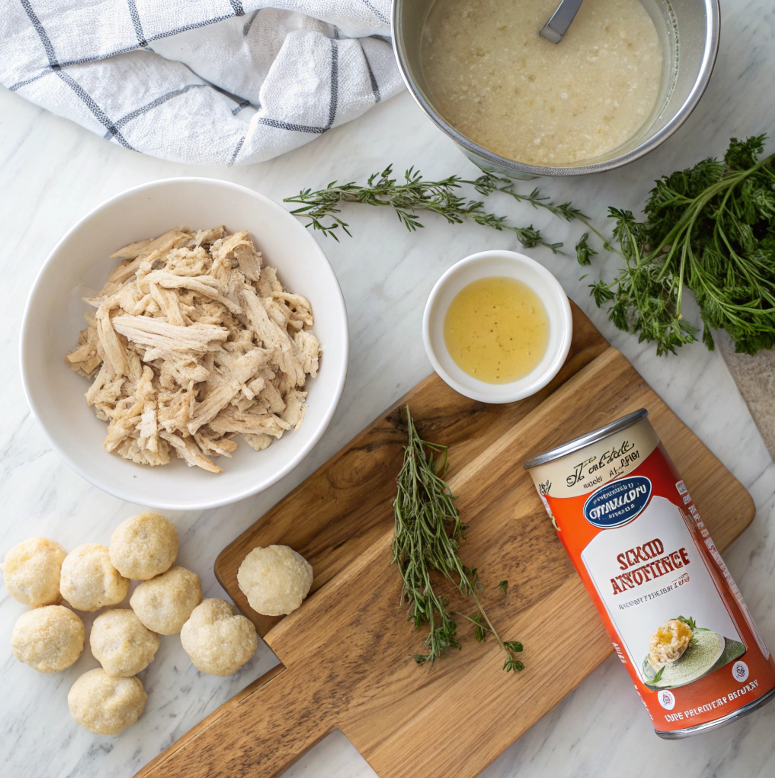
(136, 303, 755, 778)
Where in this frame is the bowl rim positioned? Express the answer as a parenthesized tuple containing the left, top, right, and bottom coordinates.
(19, 177, 349, 510)
(422, 250, 572, 404)
(392, 0, 721, 177)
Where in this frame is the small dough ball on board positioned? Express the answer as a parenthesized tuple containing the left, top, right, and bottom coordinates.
(109, 512, 178, 580)
(237, 545, 313, 616)
(130, 566, 202, 635)
(68, 669, 146, 735)
(1, 537, 67, 607)
(90, 609, 160, 677)
(12, 605, 85, 673)
(60, 544, 130, 612)
(180, 598, 257, 676)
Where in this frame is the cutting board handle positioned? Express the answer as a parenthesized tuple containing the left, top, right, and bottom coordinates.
(135, 663, 337, 778)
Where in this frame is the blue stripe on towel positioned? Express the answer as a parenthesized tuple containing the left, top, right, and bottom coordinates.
(326, 39, 339, 129)
(362, 47, 381, 103)
(228, 134, 246, 165)
(19, 0, 59, 68)
(127, 0, 148, 47)
(257, 118, 326, 134)
(55, 70, 135, 149)
(105, 84, 208, 136)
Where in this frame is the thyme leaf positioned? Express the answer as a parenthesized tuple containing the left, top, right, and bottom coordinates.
(391, 406, 524, 673)
(575, 232, 597, 266)
(461, 612, 488, 642)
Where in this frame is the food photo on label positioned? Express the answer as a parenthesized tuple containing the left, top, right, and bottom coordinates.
(4, 0, 775, 776)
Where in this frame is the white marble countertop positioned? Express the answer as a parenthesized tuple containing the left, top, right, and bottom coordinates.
(2, 6, 775, 775)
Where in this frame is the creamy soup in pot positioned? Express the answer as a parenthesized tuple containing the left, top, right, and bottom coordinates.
(421, 0, 664, 166)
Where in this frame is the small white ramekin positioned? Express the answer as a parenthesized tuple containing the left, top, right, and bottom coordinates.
(422, 250, 573, 404)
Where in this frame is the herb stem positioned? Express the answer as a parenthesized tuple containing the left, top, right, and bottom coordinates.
(285, 166, 567, 253)
(391, 406, 523, 672)
(591, 135, 775, 355)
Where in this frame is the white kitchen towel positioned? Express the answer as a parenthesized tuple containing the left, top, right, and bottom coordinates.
(0, 0, 403, 166)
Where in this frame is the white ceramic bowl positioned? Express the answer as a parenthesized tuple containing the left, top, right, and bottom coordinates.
(20, 178, 349, 510)
(423, 250, 572, 404)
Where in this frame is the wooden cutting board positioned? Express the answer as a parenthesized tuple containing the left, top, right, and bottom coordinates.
(137, 303, 755, 778)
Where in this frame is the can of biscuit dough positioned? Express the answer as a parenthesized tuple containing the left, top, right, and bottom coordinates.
(524, 408, 775, 738)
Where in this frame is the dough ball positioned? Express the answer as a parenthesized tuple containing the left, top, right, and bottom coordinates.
(68, 669, 146, 735)
(90, 609, 160, 677)
(109, 512, 178, 580)
(60, 544, 130, 612)
(12, 605, 85, 673)
(130, 566, 202, 635)
(237, 545, 313, 616)
(1, 537, 66, 607)
(180, 598, 257, 676)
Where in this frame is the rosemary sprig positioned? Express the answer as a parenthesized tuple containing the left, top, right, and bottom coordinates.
(285, 165, 564, 253)
(391, 406, 523, 673)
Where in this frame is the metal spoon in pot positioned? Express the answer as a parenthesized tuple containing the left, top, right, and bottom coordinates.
(540, 0, 584, 43)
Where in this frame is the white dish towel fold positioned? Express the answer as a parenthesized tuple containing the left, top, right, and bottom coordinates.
(0, 0, 403, 166)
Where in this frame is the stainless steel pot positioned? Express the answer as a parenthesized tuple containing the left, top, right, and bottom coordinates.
(392, 0, 720, 178)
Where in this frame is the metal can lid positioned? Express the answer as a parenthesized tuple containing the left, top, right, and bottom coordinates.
(522, 408, 649, 470)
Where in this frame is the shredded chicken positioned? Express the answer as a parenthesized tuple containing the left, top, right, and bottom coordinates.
(65, 227, 322, 473)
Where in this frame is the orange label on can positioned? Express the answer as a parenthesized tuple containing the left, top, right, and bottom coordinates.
(527, 415, 775, 735)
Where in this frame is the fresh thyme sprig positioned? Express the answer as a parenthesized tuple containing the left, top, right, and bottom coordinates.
(285, 165, 566, 253)
(391, 406, 523, 673)
(590, 136, 775, 356)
